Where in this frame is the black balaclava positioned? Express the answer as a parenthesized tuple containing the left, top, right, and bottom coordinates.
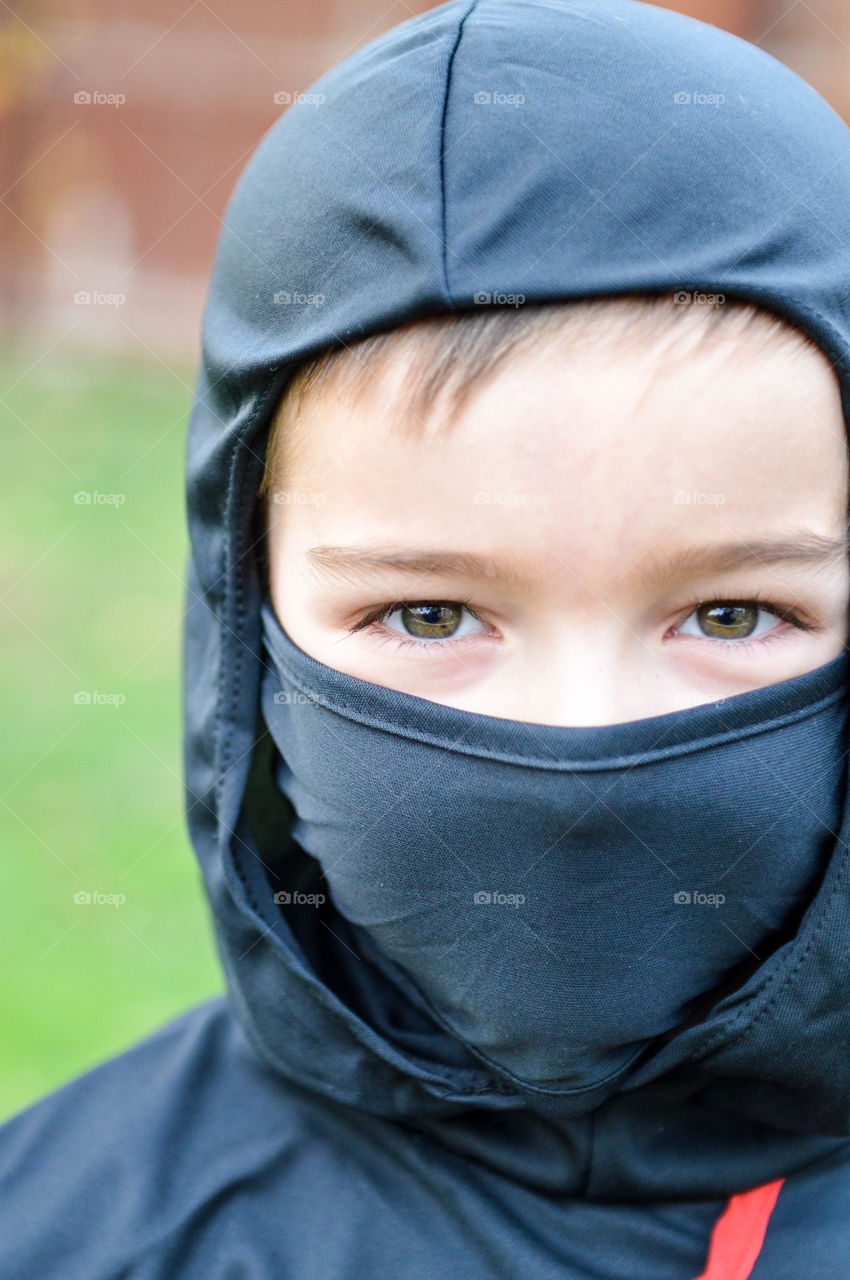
(184, 0, 850, 1200)
(259, 601, 849, 1101)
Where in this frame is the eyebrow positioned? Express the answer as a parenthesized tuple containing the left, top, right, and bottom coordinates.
(305, 531, 850, 588)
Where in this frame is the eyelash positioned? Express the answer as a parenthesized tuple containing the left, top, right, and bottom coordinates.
(345, 591, 820, 656)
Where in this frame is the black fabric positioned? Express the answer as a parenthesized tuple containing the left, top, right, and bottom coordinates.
(260, 596, 849, 1105)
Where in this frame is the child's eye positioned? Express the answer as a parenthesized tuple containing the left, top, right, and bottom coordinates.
(674, 599, 816, 647)
(348, 600, 488, 651)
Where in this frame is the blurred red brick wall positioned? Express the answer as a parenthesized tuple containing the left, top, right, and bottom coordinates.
(0, 0, 845, 359)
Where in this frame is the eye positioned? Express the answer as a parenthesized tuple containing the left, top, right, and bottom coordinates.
(676, 600, 799, 643)
(378, 600, 487, 643)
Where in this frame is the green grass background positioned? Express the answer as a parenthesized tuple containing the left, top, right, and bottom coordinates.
(0, 339, 225, 1122)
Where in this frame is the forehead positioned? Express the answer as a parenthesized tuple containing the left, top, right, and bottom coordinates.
(269, 331, 848, 589)
(290, 318, 845, 475)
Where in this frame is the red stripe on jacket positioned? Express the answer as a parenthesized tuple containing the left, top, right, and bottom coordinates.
(693, 1177, 785, 1280)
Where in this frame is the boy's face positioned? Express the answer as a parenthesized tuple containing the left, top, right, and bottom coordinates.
(265, 326, 849, 727)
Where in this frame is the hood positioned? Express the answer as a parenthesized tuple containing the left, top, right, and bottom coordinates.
(183, 0, 850, 1201)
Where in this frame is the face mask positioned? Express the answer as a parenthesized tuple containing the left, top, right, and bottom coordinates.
(259, 597, 849, 1098)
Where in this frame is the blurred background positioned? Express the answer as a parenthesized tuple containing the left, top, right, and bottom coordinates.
(2, 0, 849, 1121)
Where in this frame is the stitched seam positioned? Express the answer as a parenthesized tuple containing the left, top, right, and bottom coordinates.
(680, 840, 849, 1063)
(439, 0, 481, 298)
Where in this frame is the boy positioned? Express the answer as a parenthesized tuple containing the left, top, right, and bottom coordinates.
(3, 1, 850, 1275)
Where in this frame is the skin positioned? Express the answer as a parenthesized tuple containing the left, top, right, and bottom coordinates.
(265, 326, 850, 727)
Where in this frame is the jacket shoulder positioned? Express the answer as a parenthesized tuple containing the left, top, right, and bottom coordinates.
(0, 996, 320, 1278)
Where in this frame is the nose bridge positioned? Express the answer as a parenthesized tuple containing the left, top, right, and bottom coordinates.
(547, 658, 628, 729)
(523, 617, 642, 728)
